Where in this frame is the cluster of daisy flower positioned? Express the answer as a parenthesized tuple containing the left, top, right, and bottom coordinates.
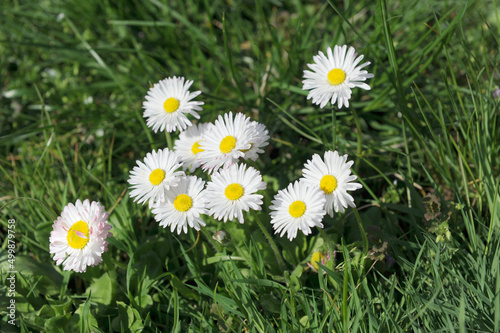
(128, 77, 270, 233)
(270, 150, 362, 240)
(128, 44, 371, 240)
(272, 44, 372, 240)
(48, 44, 372, 273)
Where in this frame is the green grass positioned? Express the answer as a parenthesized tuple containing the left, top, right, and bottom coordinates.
(1, 0, 499, 331)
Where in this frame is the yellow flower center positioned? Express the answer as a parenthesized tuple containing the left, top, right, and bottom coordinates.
(67, 220, 90, 249)
(191, 140, 204, 155)
(149, 168, 165, 186)
(311, 251, 325, 271)
(163, 97, 180, 113)
(327, 68, 346, 85)
(289, 200, 306, 218)
(225, 183, 244, 200)
(320, 175, 338, 194)
(173, 194, 192, 212)
(220, 135, 236, 154)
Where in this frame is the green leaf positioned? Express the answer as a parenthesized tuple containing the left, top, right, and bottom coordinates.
(116, 301, 144, 333)
(44, 315, 71, 333)
(33, 221, 53, 250)
(133, 294, 153, 313)
(260, 294, 281, 314)
(85, 272, 114, 306)
(231, 278, 286, 290)
(204, 255, 246, 265)
(37, 304, 55, 318)
(65, 299, 98, 333)
(170, 274, 200, 301)
(46, 297, 73, 316)
(0, 254, 63, 296)
(80, 292, 92, 333)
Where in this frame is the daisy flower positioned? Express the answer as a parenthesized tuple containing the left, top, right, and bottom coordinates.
(143, 76, 204, 133)
(242, 121, 270, 161)
(198, 112, 254, 173)
(269, 180, 326, 241)
(128, 148, 184, 206)
(152, 176, 207, 234)
(174, 123, 210, 172)
(205, 163, 266, 223)
(49, 199, 112, 273)
(301, 150, 362, 217)
(302, 45, 374, 109)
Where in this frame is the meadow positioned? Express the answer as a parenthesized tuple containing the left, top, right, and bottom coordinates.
(1, 0, 499, 332)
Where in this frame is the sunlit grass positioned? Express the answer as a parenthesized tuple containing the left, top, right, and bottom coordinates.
(1, 0, 499, 332)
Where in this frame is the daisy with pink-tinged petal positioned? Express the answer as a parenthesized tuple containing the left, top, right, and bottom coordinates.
(49, 199, 112, 273)
(174, 123, 210, 172)
(152, 176, 207, 234)
(205, 163, 266, 223)
(128, 148, 184, 206)
(242, 121, 270, 161)
(301, 150, 362, 217)
(302, 45, 374, 109)
(198, 112, 253, 173)
(269, 181, 326, 241)
(143, 76, 204, 133)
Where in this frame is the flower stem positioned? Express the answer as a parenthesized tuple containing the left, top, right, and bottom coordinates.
(350, 107, 362, 173)
(331, 106, 337, 149)
(165, 131, 173, 149)
(352, 208, 369, 257)
(255, 214, 286, 270)
(341, 238, 349, 332)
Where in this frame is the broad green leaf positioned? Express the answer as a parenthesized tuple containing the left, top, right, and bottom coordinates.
(85, 272, 114, 306)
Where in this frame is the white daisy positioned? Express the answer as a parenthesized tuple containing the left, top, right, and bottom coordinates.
(242, 121, 270, 161)
(128, 148, 185, 206)
(143, 76, 204, 133)
(269, 180, 326, 241)
(205, 163, 266, 223)
(173, 123, 210, 172)
(152, 176, 207, 234)
(301, 150, 362, 217)
(198, 112, 254, 173)
(302, 45, 374, 109)
(49, 199, 112, 273)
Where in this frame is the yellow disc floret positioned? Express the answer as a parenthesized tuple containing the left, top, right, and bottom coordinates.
(320, 175, 338, 194)
(191, 140, 204, 155)
(149, 168, 166, 186)
(163, 97, 180, 113)
(220, 136, 237, 154)
(327, 68, 346, 85)
(225, 183, 244, 200)
(173, 194, 193, 212)
(67, 220, 90, 249)
(289, 200, 306, 218)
